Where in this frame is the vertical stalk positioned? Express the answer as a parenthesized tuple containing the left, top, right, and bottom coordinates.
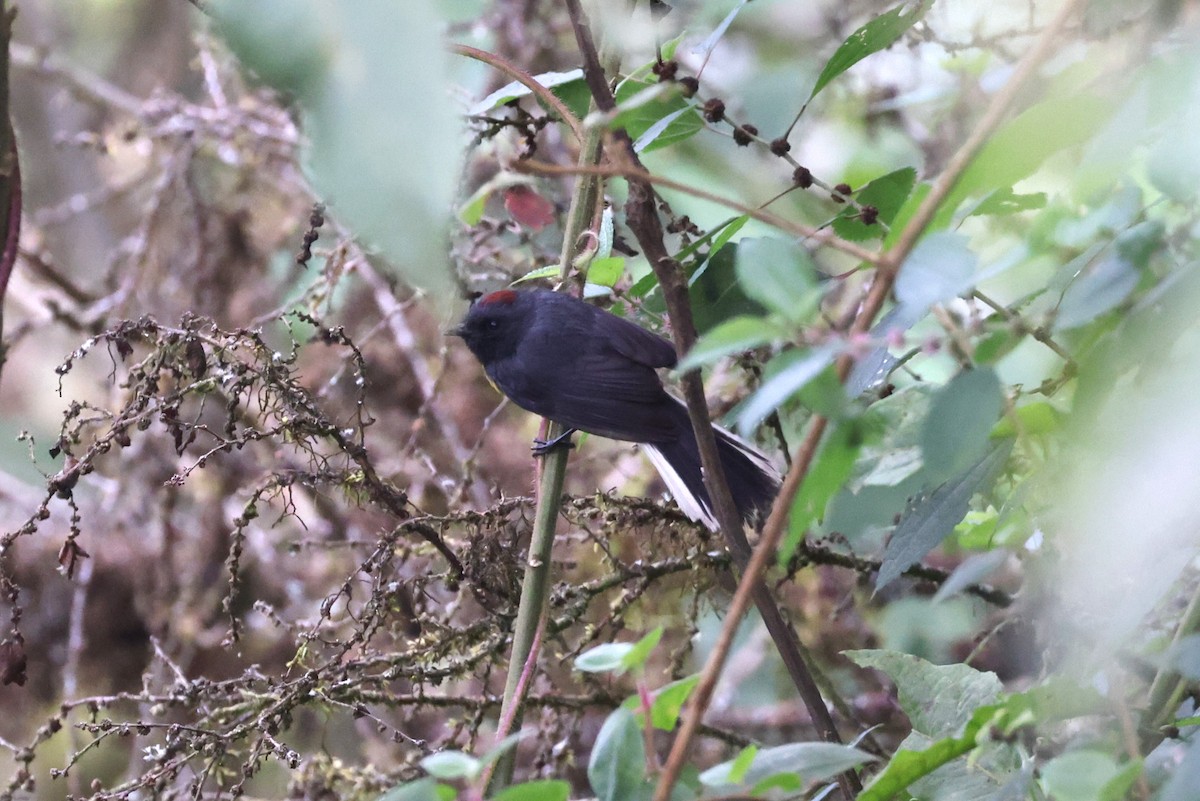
(487, 120, 607, 791)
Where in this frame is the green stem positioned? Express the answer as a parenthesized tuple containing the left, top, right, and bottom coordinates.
(486, 118, 607, 792)
(1142, 583, 1200, 750)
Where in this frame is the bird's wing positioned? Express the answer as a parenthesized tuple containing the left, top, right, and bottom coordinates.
(591, 307, 678, 369)
(547, 350, 678, 442)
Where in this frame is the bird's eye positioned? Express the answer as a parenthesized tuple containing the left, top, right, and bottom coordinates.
(486, 319, 499, 331)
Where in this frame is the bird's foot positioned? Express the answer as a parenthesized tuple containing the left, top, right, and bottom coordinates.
(532, 428, 577, 456)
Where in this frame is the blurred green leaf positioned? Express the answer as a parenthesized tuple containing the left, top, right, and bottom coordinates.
(782, 419, 866, 564)
(832, 167, 916, 242)
(676, 315, 783, 373)
(809, 1, 933, 101)
(376, 778, 454, 801)
(846, 650, 1002, 737)
(1161, 737, 1200, 801)
(588, 708, 648, 801)
(931, 550, 1009, 603)
(700, 742, 875, 788)
(623, 674, 700, 731)
(936, 93, 1114, 227)
(735, 237, 822, 323)
(575, 642, 635, 674)
(990, 401, 1061, 439)
(514, 265, 562, 283)
(735, 346, 837, 436)
(877, 441, 1012, 590)
(894, 232, 978, 321)
(728, 745, 758, 784)
(1053, 253, 1139, 331)
(921, 368, 1004, 482)
(691, 0, 749, 59)
(621, 626, 663, 671)
(492, 780, 571, 801)
(1039, 751, 1134, 801)
(587, 256, 626, 287)
(214, 0, 460, 299)
(419, 750, 481, 781)
(967, 187, 1047, 218)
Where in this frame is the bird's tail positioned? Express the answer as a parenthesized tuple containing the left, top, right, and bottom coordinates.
(642, 398, 781, 531)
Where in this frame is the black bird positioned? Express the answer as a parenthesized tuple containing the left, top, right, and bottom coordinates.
(452, 289, 780, 529)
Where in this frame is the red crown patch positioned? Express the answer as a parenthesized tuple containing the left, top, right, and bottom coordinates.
(479, 289, 518, 306)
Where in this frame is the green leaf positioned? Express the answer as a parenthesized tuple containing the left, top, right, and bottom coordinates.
(514, 265, 563, 284)
(931, 550, 1009, 603)
(876, 441, 1012, 590)
(588, 708, 648, 801)
(215, 0, 460, 299)
(920, 368, 1004, 483)
(936, 92, 1114, 228)
(609, 78, 704, 153)
(832, 167, 917, 242)
(990, 401, 1061, 438)
(856, 721, 987, 801)
(676, 316, 783, 373)
(809, 1, 932, 101)
(858, 447, 923, 488)
(480, 731, 529, 767)
(1053, 252, 1139, 331)
(647, 674, 701, 731)
(587, 256, 626, 288)
(691, 0, 749, 58)
(1039, 751, 1127, 801)
(575, 642, 634, 674)
(376, 778, 453, 801)
(1161, 737, 1200, 801)
(469, 69, 584, 115)
(728, 745, 758, 784)
(734, 237, 822, 323)
(492, 780, 571, 801)
(419, 750, 481, 781)
(700, 742, 876, 788)
(893, 232, 978, 321)
(972, 327, 1023, 364)
(633, 107, 691, 153)
(782, 419, 866, 564)
(967, 187, 1047, 217)
(621, 626, 663, 672)
(1167, 634, 1200, 680)
(735, 346, 838, 436)
(846, 650, 1002, 737)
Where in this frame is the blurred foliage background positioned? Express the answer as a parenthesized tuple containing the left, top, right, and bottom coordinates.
(0, 0, 1198, 799)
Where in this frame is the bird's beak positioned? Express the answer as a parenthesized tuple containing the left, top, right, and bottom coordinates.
(444, 324, 465, 338)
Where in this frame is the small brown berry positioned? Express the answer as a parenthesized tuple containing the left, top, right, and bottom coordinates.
(653, 60, 679, 82)
(678, 76, 699, 97)
(702, 98, 726, 123)
(834, 182, 853, 195)
(860, 205, 879, 225)
(792, 166, 813, 188)
(732, 126, 753, 146)
(769, 137, 791, 156)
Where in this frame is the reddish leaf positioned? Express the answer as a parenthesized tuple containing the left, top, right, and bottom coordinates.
(504, 185, 555, 230)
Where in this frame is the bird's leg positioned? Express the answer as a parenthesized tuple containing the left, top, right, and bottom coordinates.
(531, 427, 577, 456)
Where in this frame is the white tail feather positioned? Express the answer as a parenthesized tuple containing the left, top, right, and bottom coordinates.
(641, 444, 720, 531)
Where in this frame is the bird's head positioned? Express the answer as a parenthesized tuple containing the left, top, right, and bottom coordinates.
(450, 289, 531, 364)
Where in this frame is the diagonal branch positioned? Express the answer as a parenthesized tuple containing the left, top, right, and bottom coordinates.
(651, 0, 1089, 799)
(560, 0, 851, 791)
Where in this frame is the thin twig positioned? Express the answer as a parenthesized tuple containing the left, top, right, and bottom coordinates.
(451, 44, 585, 144)
(513, 158, 883, 265)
